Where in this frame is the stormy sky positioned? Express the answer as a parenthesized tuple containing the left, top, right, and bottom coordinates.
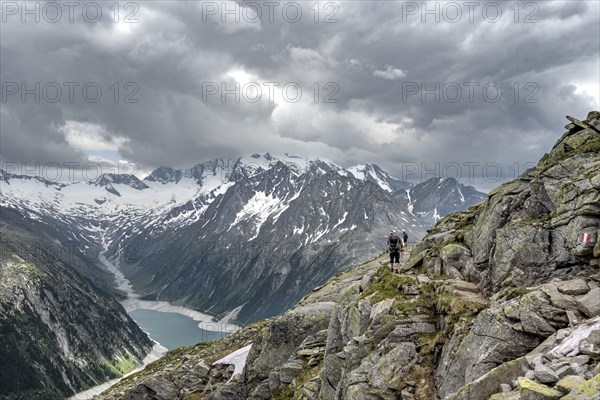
(1, 0, 599, 191)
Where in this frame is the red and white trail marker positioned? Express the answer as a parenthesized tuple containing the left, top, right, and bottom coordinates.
(580, 232, 595, 243)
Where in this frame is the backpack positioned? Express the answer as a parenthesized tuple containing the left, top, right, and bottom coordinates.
(389, 234, 400, 250)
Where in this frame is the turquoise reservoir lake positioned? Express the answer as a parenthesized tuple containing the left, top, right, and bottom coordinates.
(128, 309, 230, 350)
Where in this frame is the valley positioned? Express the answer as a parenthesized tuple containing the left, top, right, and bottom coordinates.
(1, 155, 485, 325)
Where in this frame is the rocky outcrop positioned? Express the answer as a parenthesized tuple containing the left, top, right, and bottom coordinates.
(97, 112, 600, 400)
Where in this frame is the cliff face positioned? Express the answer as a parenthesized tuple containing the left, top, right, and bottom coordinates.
(97, 112, 600, 400)
(0, 225, 153, 400)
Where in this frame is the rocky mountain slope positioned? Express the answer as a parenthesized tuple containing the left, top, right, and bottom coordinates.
(408, 177, 487, 224)
(95, 111, 600, 399)
(0, 220, 153, 400)
(0, 155, 484, 324)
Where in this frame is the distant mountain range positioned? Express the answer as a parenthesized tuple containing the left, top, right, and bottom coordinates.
(0, 153, 486, 324)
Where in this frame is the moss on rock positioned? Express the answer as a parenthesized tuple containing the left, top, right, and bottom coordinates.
(560, 373, 600, 400)
(518, 377, 562, 400)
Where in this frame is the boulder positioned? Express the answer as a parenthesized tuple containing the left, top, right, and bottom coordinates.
(517, 377, 562, 400)
(557, 279, 590, 295)
(534, 363, 559, 383)
(579, 329, 600, 359)
(246, 302, 335, 385)
(193, 361, 211, 377)
(518, 291, 563, 337)
(436, 305, 540, 398)
(554, 364, 578, 378)
(278, 359, 304, 384)
(342, 298, 372, 339)
(560, 374, 600, 400)
(367, 342, 416, 390)
(577, 288, 600, 317)
(555, 375, 586, 393)
(439, 244, 471, 277)
(499, 383, 512, 392)
(489, 392, 519, 400)
(369, 299, 394, 323)
(575, 355, 591, 365)
(130, 378, 179, 400)
(446, 357, 530, 400)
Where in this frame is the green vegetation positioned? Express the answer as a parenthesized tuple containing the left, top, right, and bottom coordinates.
(437, 293, 487, 326)
(539, 130, 600, 173)
(102, 353, 139, 376)
(494, 286, 528, 302)
(360, 267, 418, 304)
(271, 385, 296, 399)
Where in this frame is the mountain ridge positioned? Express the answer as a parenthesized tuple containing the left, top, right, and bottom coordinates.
(0, 155, 486, 324)
(95, 111, 600, 400)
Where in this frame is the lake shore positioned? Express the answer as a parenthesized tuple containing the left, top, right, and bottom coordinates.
(99, 248, 241, 332)
(69, 245, 240, 399)
(122, 297, 241, 332)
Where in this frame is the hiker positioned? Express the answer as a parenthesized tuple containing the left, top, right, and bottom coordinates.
(402, 230, 408, 248)
(388, 230, 401, 273)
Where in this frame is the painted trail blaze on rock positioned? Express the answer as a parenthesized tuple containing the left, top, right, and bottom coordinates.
(581, 232, 596, 243)
(574, 228, 599, 256)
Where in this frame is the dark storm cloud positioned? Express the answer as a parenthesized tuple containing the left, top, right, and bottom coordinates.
(1, 0, 598, 188)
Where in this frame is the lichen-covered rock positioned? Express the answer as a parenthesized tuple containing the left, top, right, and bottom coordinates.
(489, 224, 551, 289)
(439, 243, 471, 279)
(560, 373, 600, 400)
(489, 392, 519, 400)
(367, 342, 416, 390)
(245, 301, 335, 397)
(436, 286, 568, 398)
(555, 375, 586, 393)
(517, 377, 562, 400)
(447, 356, 530, 400)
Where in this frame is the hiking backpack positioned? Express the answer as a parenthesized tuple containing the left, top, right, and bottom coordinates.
(389, 234, 400, 250)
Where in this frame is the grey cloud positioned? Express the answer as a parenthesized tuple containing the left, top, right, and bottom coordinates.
(1, 0, 598, 189)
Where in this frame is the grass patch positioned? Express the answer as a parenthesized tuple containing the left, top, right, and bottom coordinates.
(437, 294, 486, 327)
(359, 267, 417, 304)
(101, 353, 138, 377)
(494, 286, 527, 302)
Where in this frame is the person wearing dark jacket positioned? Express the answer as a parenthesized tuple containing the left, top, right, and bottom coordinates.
(402, 230, 408, 247)
(388, 230, 401, 273)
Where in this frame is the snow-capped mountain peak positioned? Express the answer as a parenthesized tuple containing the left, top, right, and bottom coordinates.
(234, 153, 342, 178)
(90, 173, 149, 190)
(346, 163, 411, 194)
(144, 166, 183, 184)
(0, 155, 487, 324)
(409, 176, 487, 223)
